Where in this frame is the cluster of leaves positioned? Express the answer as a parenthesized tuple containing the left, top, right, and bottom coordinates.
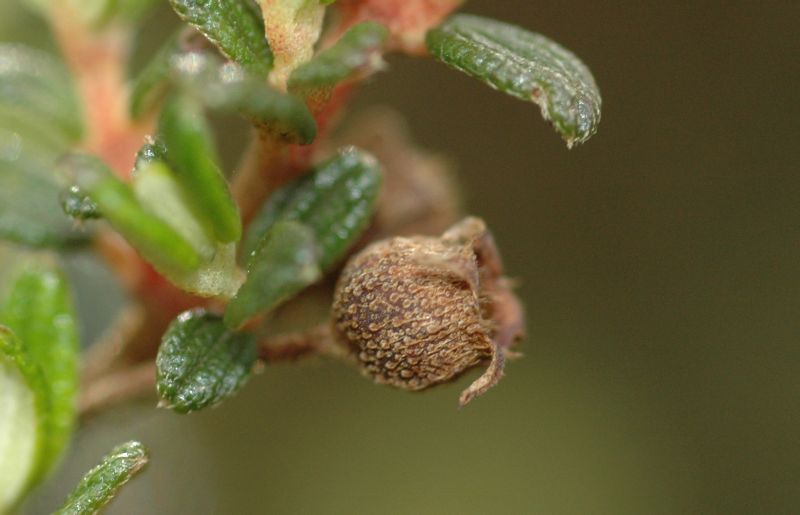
(0, 0, 600, 511)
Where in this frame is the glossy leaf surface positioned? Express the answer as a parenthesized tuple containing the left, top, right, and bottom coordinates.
(243, 147, 382, 270)
(157, 310, 257, 412)
(426, 14, 601, 147)
(225, 221, 321, 329)
(55, 441, 149, 515)
(168, 0, 273, 76)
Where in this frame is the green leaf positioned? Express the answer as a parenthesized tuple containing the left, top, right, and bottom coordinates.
(129, 33, 181, 119)
(55, 441, 149, 515)
(169, 53, 317, 143)
(225, 221, 321, 329)
(157, 309, 257, 413)
(58, 153, 202, 275)
(242, 147, 382, 270)
(0, 156, 90, 249)
(426, 14, 602, 147)
(0, 326, 46, 512)
(224, 75, 318, 143)
(0, 44, 83, 146)
(158, 96, 242, 243)
(132, 160, 244, 298)
(168, 0, 273, 76)
(0, 261, 80, 484)
(288, 21, 388, 98)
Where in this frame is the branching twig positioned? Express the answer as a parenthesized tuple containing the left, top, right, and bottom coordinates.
(79, 361, 156, 419)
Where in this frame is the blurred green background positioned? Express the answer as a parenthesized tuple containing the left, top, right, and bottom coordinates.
(3, 1, 799, 513)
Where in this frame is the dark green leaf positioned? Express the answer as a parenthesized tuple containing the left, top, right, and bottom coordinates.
(0, 326, 47, 512)
(55, 441, 149, 515)
(288, 21, 388, 97)
(57, 153, 202, 274)
(158, 95, 242, 243)
(0, 157, 90, 249)
(0, 44, 83, 145)
(168, 0, 272, 76)
(129, 33, 181, 119)
(225, 77, 318, 144)
(157, 309, 257, 412)
(0, 261, 79, 483)
(225, 221, 321, 329)
(426, 14, 601, 147)
(243, 147, 382, 270)
(169, 53, 317, 144)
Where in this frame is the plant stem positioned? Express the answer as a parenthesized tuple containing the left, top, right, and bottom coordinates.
(78, 325, 348, 418)
(79, 361, 156, 418)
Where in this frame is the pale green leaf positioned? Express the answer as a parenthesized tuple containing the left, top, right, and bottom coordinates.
(0, 261, 79, 483)
(0, 326, 44, 512)
(58, 153, 202, 275)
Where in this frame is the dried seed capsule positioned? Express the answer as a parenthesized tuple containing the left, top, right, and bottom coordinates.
(332, 217, 524, 405)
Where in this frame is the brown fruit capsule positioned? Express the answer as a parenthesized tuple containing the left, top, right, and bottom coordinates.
(332, 217, 524, 405)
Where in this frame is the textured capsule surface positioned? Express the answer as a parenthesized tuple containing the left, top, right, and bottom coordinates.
(332, 217, 523, 404)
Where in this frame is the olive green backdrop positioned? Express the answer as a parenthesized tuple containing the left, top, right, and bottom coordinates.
(3, 1, 798, 514)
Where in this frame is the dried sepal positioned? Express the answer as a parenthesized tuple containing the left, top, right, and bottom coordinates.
(332, 217, 524, 406)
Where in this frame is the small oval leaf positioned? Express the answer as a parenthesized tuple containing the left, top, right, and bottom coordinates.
(58, 153, 202, 275)
(225, 221, 321, 329)
(288, 21, 388, 102)
(0, 326, 45, 512)
(157, 309, 258, 413)
(168, 0, 273, 76)
(158, 95, 242, 243)
(426, 14, 601, 147)
(54, 441, 149, 515)
(0, 261, 80, 483)
(243, 147, 382, 270)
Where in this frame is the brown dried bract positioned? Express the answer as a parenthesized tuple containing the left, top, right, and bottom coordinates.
(332, 217, 524, 405)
